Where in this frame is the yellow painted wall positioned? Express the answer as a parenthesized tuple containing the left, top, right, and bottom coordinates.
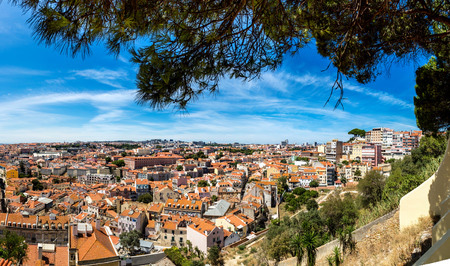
(266, 167, 280, 178)
(399, 138, 450, 231)
(215, 218, 235, 232)
(6, 169, 18, 179)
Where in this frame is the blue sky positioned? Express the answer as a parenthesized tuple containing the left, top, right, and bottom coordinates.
(0, 3, 426, 144)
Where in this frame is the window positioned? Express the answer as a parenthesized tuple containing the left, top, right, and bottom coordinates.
(172, 230, 174, 234)
(164, 229, 167, 233)
(180, 237, 183, 242)
(164, 236, 167, 239)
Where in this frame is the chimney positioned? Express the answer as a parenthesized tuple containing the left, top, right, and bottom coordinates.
(95, 219, 101, 231)
(72, 224, 78, 236)
(38, 243, 43, 260)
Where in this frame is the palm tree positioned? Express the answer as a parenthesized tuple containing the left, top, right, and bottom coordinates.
(302, 230, 319, 266)
(338, 226, 355, 255)
(290, 233, 304, 265)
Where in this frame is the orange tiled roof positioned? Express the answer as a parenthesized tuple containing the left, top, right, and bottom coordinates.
(70, 227, 117, 262)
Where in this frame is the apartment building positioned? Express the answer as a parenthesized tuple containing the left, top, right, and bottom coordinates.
(187, 220, 224, 254)
(78, 173, 115, 185)
(361, 144, 383, 167)
(326, 139, 343, 163)
(0, 212, 69, 246)
(124, 154, 183, 169)
(163, 198, 205, 217)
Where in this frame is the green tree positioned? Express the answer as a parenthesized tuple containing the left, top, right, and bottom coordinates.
(267, 232, 291, 263)
(302, 230, 319, 266)
(293, 187, 306, 196)
(414, 57, 450, 133)
(105, 156, 112, 163)
(207, 245, 223, 266)
(112, 160, 126, 167)
(277, 175, 289, 195)
(306, 199, 319, 212)
(137, 193, 153, 203)
(354, 169, 362, 179)
(290, 233, 304, 266)
(19, 161, 26, 174)
(211, 195, 218, 202)
(281, 159, 287, 164)
(386, 158, 396, 164)
(0, 230, 28, 264)
(296, 157, 310, 162)
(197, 180, 209, 187)
(186, 240, 193, 254)
(13, 0, 449, 110)
(357, 171, 385, 207)
(31, 179, 44, 191)
(340, 177, 347, 187)
(327, 246, 343, 266)
(309, 180, 319, 188)
(176, 165, 183, 171)
(121, 152, 127, 157)
(348, 128, 366, 138)
(320, 193, 358, 237)
(119, 230, 141, 255)
(338, 226, 356, 255)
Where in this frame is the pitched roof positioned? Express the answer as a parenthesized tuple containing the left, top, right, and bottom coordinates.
(203, 200, 231, 217)
(70, 226, 117, 262)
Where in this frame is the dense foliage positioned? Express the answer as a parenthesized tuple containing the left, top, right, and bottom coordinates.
(0, 231, 28, 264)
(283, 189, 319, 212)
(357, 171, 385, 207)
(383, 134, 447, 201)
(207, 245, 224, 266)
(164, 246, 205, 266)
(185, 151, 207, 160)
(119, 230, 141, 255)
(137, 193, 153, 203)
(348, 128, 366, 138)
(197, 180, 209, 187)
(414, 57, 450, 133)
(112, 160, 126, 167)
(105, 143, 140, 150)
(357, 134, 447, 226)
(31, 179, 44, 191)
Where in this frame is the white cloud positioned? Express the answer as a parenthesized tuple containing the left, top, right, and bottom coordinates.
(0, 90, 137, 138)
(217, 71, 412, 111)
(72, 68, 128, 88)
(45, 78, 66, 85)
(346, 84, 413, 109)
(0, 67, 50, 76)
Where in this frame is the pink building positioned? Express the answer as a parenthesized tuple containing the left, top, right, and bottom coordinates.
(361, 144, 383, 167)
(187, 220, 224, 254)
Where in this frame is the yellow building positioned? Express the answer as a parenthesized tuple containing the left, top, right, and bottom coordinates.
(215, 213, 254, 237)
(6, 168, 18, 179)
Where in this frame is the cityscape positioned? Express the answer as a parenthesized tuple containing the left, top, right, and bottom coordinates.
(0, 126, 434, 265)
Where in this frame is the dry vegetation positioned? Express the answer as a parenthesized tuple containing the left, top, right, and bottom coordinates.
(320, 211, 433, 266)
(223, 237, 266, 266)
